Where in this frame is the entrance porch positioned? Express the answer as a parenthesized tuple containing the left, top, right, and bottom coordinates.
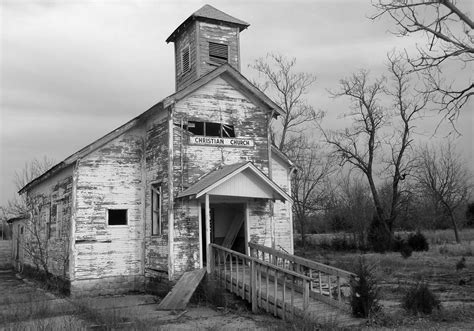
(175, 162, 292, 276)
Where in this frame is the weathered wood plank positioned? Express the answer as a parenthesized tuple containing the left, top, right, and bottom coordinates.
(221, 214, 244, 248)
(157, 268, 206, 310)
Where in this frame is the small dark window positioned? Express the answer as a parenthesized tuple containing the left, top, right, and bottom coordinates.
(181, 46, 190, 73)
(151, 184, 161, 236)
(209, 42, 228, 64)
(108, 209, 128, 226)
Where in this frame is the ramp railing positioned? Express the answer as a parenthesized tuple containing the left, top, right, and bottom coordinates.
(208, 243, 313, 320)
(248, 242, 356, 310)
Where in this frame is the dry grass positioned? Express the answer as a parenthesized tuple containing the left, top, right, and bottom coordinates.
(423, 228, 474, 245)
(297, 229, 474, 329)
(437, 241, 474, 256)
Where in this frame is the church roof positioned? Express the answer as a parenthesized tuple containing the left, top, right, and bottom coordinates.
(166, 4, 249, 43)
(18, 64, 285, 195)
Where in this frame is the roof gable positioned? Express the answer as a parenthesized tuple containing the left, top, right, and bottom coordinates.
(178, 162, 292, 202)
(164, 64, 284, 117)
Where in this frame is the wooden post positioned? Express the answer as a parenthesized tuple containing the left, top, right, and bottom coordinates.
(290, 275, 295, 318)
(266, 265, 269, 312)
(337, 276, 341, 301)
(328, 275, 332, 299)
(205, 194, 211, 274)
(303, 279, 309, 311)
(319, 271, 322, 294)
(273, 270, 278, 317)
(167, 107, 175, 279)
(282, 274, 286, 320)
(236, 256, 239, 296)
(251, 259, 257, 313)
(230, 254, 234, 293)
(207, 243, 214, 274)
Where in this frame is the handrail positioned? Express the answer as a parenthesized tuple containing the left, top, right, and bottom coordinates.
(209, 243, 313, 319)
(210, 243, 313, 281)
(248, 242, 356, 279)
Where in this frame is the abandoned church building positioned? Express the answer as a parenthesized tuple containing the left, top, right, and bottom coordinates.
(11, 5, 295, 296)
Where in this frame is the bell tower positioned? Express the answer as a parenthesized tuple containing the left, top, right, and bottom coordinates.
(166, 4, 249, 92)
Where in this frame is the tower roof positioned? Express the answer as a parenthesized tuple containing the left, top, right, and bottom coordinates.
(166, 4, 249, 43)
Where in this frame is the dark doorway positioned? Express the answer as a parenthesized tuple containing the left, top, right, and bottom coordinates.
(201, 203, 246, 265)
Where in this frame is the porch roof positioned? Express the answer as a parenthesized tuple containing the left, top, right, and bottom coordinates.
(177, 162, 292, 202)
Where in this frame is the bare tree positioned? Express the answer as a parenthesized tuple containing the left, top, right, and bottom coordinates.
(0, 157, 57, 275)
(250, 53, 320, 152)
(290, 135, 335, 247)
(372, 0, 473, 122)
(337, 174, 374, 248)
(0, 156, 55, 219)
(322, 54, 427, 245)
(413, 141, 473, 243)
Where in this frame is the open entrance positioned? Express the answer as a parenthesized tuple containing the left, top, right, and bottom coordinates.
(201, 202, 246, 266)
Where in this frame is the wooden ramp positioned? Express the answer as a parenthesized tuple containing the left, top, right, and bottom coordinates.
(157, 268, 206, 310)
(209, 244, 364, 328)
(221, 215, 244, 248)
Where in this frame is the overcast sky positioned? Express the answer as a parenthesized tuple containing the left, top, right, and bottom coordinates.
(1, 0, 472, 206)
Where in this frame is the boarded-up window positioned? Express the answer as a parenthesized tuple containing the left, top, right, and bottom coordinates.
(151, 184, 161, 236)
(181, 45, 190, 73)
(209, 42, 228, 64)
(108, 209, 128, 226)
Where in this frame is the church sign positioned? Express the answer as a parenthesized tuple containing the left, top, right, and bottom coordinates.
(189, 136, 255, 147)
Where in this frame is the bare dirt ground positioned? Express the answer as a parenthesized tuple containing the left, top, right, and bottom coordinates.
(0, 268, 289, 330)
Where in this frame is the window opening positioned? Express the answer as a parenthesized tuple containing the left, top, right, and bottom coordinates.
(108, 209, 128, 226)
(181, 45, 190, 73)
(206, 122, 221, 137)
(209, 42, 228, 64)
(56, 204, 62, 238)
(151, 184, 162, 236)
(222, 124, 235, 138)
(186, 121, 235, 138)
(45, 206, 51, 239)
(187, 121, 204, 135)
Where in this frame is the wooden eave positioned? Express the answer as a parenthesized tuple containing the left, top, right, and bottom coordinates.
(6, 215, 28, 224)
(271, 145, 295, 168)
(164, 63, 285, 117)
(178, 162, 293, 203)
